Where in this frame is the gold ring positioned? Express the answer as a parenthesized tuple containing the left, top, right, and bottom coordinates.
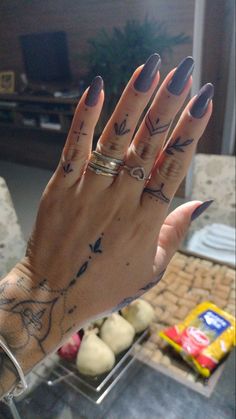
(87, 164, 117, 177)
(87, 151, 124, 177)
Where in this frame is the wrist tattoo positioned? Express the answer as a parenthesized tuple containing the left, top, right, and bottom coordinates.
(0, 235, 104, 397)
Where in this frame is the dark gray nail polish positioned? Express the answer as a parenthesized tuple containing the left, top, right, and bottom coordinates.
(191, 200, 214, 221)
(134, 53, 161, 92)
(190, 83, 214, 118)
(167, 56, 194, 95)
(85, 76, 104, 106)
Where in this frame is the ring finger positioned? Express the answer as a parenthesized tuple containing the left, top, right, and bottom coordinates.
(142, 83, 214, 221)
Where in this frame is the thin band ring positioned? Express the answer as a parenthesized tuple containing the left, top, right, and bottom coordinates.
(123, 165, 151, 181)
(87, 150, 124, 177)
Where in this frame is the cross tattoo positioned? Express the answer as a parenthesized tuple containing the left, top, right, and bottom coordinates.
(73, 121, 87, 142)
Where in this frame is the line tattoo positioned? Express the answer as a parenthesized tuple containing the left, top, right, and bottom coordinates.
(73, 120, 87, 142)
(165, 137, 194, 155)
(114, 116, 130, 136)
(139, 270, 166, 292)
(144, 183, 170, 204)
(145, 113, 170, 137)
(112, 296, 136, 312)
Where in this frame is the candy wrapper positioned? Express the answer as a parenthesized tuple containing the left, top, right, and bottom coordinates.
(159, 302, 235, 377)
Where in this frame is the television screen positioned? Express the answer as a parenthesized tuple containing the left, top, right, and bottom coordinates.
(19, 31, 71, 83)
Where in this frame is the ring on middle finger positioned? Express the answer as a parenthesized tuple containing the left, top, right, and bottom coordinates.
(87, 150, 124, 176)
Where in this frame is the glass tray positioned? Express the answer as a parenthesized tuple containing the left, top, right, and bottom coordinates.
(32, 329, 149, 404)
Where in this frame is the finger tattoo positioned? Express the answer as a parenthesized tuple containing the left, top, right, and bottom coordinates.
(145, 112, 170, 137)
(144, 183, 170, 204)
(165, 136, 194, 155)
(114, 115, 131, 136)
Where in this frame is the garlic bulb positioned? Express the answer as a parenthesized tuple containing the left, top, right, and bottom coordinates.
(100, 313, 135, 355)
(93, 317, 105, 327)
(121, 299, 154, 332)
(76, 333, 115, 376)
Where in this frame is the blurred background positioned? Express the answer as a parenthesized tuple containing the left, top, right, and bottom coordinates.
(0, 1, 235, 418)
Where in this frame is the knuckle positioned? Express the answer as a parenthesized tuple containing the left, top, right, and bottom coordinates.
(97, 138, 125, 157)
(133, 139, 158, 163)
(158, 155, 183, 182)
(68, 147, 88, 162)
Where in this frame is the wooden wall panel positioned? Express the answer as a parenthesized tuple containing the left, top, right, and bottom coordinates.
(197, 0, 235, 155)
(0, 0, 195, 87)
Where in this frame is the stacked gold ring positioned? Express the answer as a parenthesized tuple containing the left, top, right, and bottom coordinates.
(87, 151, 124, 177)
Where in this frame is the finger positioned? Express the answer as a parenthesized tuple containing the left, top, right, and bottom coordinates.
(96, 53, 161, 162)
(121, 57, 194, 193)
(137, 200, 212, 294)
(142, 83, 214, 220)
(155, 201, 208, 271)
(51, 76, 104, 187)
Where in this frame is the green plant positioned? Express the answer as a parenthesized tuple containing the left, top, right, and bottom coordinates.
(82, 18, 190, 115)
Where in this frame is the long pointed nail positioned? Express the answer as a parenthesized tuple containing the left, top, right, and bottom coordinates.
(190, 83, 214, 118)
(167, 56, 194, 95)
(134, 53, 161, 92)
(191, 200, 214, 221)
(85, 76, 104, 107)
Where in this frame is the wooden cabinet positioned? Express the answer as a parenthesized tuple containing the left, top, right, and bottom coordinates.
(0, 94, 79, 169)
(0, 94, 78, 133)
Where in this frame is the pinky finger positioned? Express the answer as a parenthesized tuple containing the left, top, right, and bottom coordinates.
(52, 76, 104, 187)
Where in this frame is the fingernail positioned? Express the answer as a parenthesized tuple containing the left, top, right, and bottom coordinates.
(85, 76, 104, 106)
(191, 200, 214, 221)
(134, 53, 161, 92)
(167, 56, 194, 95)
(190, 83, 214, 118)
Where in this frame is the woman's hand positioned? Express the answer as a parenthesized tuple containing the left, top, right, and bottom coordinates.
(21, 54, 213, 328)
(0, 55, 213, 398)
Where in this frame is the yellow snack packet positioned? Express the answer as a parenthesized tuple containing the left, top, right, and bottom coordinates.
(159, 302, 235, 377)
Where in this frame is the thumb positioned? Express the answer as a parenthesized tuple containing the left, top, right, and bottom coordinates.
(155, 200, 213, 270)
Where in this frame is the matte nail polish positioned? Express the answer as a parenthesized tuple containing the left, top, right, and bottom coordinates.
(167, 56, 194, 95)
(134, 53, 161, 92)
(191, 200, 214, 221)
(85, 76, 104, 106)
(190, 83, 214, 118)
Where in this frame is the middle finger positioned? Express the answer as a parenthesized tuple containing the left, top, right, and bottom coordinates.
(119, 56, 194, 195)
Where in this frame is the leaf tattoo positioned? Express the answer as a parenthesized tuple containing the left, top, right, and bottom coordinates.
(89, 237, 103, 253)
(114, 118, 130, 136)
(62, 162, 73, 176)
(165, 137, 194, 155)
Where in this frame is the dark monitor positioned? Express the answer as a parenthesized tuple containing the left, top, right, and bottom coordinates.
(19, 31, 71, 83)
